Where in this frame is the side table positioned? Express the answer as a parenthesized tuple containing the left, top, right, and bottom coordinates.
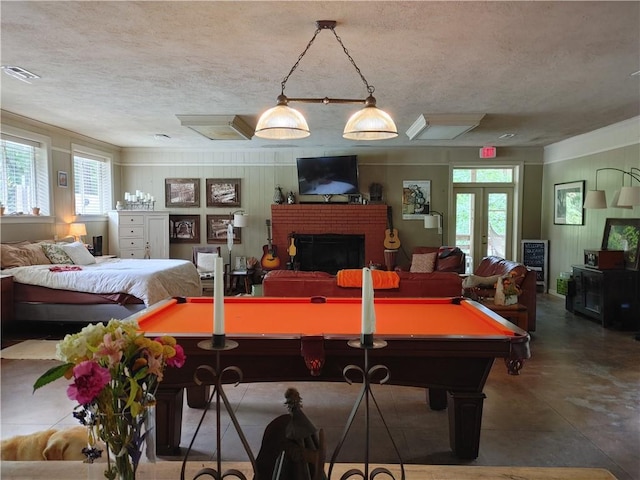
(481, 301, 528, 331)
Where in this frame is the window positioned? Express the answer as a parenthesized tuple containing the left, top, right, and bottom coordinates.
(453, 168, 513, 183)
(0, 132, 50, 215)
(72, 145, 113, 215)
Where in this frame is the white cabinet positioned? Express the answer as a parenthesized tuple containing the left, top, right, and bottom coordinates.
(108, 211, 169, 259)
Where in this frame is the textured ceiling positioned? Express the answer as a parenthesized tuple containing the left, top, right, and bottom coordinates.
(1, 1, 639, 150)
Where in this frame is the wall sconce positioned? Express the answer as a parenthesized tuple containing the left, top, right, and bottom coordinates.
(424, 211, 443, 246)
(68, 223, 87, 243)
(254, 20, 397, 141)
(583, 168, 640, 209)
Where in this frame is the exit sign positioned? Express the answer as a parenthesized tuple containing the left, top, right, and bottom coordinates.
(480, 146, 497, 159)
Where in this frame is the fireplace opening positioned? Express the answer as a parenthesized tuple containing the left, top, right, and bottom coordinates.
(294, 233, 365, 274)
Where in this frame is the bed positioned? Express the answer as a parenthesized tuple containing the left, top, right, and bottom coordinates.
(1, 241, 202, 324)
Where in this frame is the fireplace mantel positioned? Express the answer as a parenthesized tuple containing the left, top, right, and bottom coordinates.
(270, 204, 387, 268)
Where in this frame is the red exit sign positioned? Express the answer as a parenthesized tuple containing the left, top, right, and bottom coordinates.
(479, 146, 497, 158)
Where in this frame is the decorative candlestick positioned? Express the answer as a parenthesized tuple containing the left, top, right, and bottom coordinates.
(213, 256, 225, 348)
(361, 267, 376, 347)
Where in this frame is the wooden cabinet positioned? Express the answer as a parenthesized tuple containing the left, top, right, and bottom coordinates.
(108, 211, 170, 259)
(570, 265, 639, 329)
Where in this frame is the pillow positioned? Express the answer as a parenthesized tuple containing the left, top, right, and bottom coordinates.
(410, 252, 437, 273)
(197, 252, 218, 272)
(21, 243, 52, 265)
(1, 242, 32, 269)
(61, 241, 97, 265)
(462, 274, 502, 289)
(41, 243, 74, 264)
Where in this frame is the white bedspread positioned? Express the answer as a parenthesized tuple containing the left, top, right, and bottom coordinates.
(3, 258, 201, 306)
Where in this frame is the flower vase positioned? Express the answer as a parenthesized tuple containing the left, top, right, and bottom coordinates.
(94, 402, 155, 480)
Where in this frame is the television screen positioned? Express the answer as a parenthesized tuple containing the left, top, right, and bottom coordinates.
(296, 155, 359, 195)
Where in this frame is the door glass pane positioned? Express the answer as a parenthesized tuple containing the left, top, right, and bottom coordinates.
(487, 193, 507, 258)
(455, 193, 474, 273)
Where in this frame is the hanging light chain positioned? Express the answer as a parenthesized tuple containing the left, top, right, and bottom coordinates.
(280, 24, 375, 97)
(329, 27, 375, 96)
(280, 27, 322, 95)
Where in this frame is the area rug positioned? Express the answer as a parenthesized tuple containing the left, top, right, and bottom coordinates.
(0, 340, 59, 360)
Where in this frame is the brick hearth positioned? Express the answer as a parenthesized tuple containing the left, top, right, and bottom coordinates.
(270, 204, 387, 268)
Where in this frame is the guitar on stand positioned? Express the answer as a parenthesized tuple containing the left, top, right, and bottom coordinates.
(383, 206, 401, 250)
(287, 233, 297, 269)
(383, 206, 401, 271)
(261, 219, 281, 270)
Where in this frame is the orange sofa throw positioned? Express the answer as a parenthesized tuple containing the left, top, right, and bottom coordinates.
(336, 269, 400, 289)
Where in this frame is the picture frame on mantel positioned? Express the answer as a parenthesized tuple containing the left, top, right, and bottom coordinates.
(602, 218, 640, 270)
(554, 180, 584, 225)
(165, 178, 200, 208)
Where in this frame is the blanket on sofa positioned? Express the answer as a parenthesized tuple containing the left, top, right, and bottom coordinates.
(336, 269, 400, 289)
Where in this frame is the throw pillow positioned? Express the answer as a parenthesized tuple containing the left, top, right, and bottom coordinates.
(41, 243, 74, 264)
(462, 274, 502, 289)
(409, 252, 437, 273)
(61, 241, 97, 265)
(0, 242, 32, 269)
(197, 252, 218, 272)
(22, 243, 52, 265)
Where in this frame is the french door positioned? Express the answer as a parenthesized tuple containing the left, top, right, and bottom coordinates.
(454, 187, 513, 272)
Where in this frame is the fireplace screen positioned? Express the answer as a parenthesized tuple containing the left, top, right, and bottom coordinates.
(294, 234, 365, 274)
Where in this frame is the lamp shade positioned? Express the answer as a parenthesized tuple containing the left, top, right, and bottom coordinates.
(343, 105, 398, 141)
(583, 190, 607, 209)
(233, 213, 248, 228)
(69, 223, 87, 240)
(424, 215, 440, 229)
(609, 189, 633, 209)
(617, 186, 640, 207)
(254, 104, 310, 140)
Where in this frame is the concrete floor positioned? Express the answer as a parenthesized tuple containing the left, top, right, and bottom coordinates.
(1, 295, 638, 479)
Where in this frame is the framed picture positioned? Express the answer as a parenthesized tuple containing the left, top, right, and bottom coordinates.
(401, 180, 431, 220)
(206, 214, 241, 244)
(554, 181, 585, 225)
(57, 171, 68, 188)
(169, 215, 200, 243)
(602, 218, 640, 270)
(206, 178, 241, 207)
(165, 178, 200, 208)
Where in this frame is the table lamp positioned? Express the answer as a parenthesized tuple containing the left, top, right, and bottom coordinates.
(69, 223, 87, 243)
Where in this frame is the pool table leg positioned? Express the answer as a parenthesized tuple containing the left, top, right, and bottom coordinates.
(427, 388, 448, 410)
(447, 391, 486, 459)
(155, 387, 184, 456)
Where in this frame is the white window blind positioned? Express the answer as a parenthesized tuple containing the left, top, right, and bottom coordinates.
(73, 148, 113, 215)
(0, 133, 50, 215)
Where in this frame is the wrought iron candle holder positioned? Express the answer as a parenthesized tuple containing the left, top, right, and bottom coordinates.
(121, 199, 155, 210)
(180, 337, 257, 480)
(327, 338, 405, 480)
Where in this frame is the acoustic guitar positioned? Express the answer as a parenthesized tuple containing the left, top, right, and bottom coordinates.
(261, 219, 281, 270)
(383, 206, 401, 250)
(287, 235, 297, 261)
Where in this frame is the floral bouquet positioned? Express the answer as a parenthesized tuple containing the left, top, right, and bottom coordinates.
(34, 318, 186, 480)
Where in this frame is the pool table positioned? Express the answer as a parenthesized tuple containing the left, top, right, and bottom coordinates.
(133, 296, 530, 459)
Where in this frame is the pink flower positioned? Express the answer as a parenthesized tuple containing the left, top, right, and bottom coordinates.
(67, 361, 111, 405)
(166, 344, 186, 368)
(95, 332, 126, 367)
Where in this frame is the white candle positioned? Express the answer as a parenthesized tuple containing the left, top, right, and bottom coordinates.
(361, 267, 376, 335)
(213, 256, 225, 335)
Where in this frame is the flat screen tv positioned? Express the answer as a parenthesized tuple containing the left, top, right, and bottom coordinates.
(296, 155, 359, 195)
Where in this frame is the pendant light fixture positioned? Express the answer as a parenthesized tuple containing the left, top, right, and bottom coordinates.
(255, 20, 397, 141)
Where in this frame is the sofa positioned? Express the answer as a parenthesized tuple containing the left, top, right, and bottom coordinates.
(262, 268, 463, 298)
(463, 256, 537, 331)
(397, 246, 466, 274)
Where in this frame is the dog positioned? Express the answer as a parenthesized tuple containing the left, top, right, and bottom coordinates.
(1, 426, 95, 461)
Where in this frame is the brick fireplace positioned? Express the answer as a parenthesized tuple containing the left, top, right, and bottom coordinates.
(270, 204, 387, 269)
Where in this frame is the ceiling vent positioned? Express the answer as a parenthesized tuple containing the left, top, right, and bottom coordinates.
(1, 65, 40, 83)
(406, 113, 485, 140)
(176, 115, 255, 140)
